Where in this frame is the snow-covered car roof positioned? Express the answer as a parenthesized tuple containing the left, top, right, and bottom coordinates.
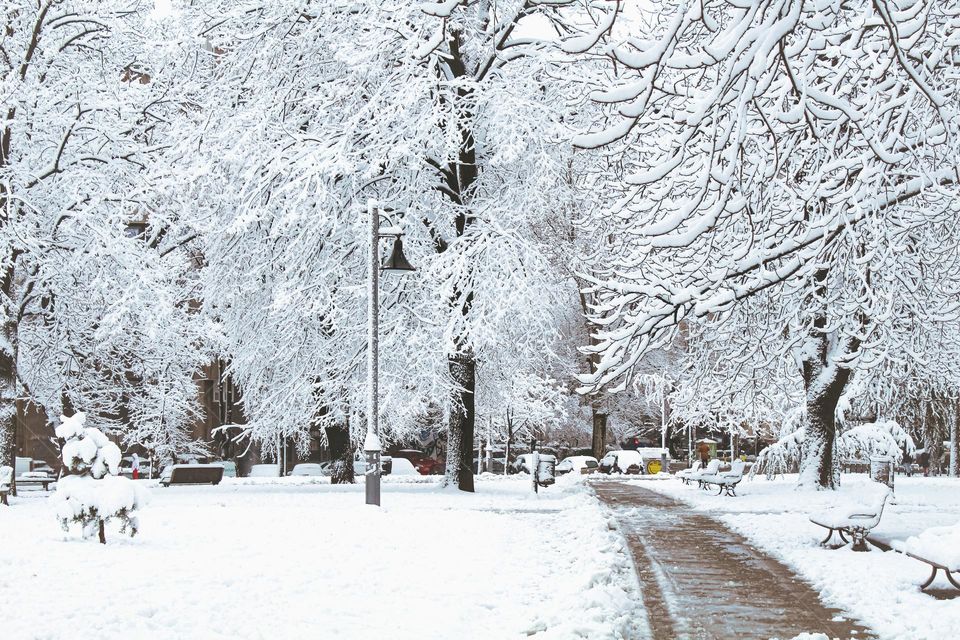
(558, 456, 598, 468)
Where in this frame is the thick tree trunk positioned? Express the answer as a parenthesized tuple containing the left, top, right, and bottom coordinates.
(433, 30, 480, 492)
(444, 351, 476, 492)
(800, 384, 844, 489)
(798, 265, 859, 490)
(325, 422, 354, 484)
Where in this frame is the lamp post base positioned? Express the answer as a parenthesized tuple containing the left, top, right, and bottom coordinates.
(365, 450, 381, 506)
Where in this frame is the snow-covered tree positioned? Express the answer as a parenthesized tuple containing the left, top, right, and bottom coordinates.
(54, 412, 146, 544)
(160, 0, 619, 491)
(576, 0, 960, 488)
(1, 1, 212, 483)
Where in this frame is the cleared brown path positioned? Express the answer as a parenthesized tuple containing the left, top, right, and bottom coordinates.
(594, 481, 873, 640)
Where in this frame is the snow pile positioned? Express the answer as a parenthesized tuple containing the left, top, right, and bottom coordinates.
(54, 412, 147, 543)
(893, 522, 960, 570)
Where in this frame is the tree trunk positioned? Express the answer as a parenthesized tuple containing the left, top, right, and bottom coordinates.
(590, 405, 607, 460)
(325, 422, 354, 484)
(800, 385, 844, 489)
(950, 403, 958, 478)
(444, 351, 475, 492)
(798, 265, 859, 490)
(0, 263, 18, 498)
(98, 519, 106, 544)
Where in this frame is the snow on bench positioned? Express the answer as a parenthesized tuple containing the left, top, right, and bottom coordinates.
(0, 465, 11, 506)
(676, 460, 703, 485)
(809, 483, 891, 551)
(700, 459, 746, 496)
(890, 523, 960, 591)
(16, 471, 55, 490)
(689, 459, 721, 489)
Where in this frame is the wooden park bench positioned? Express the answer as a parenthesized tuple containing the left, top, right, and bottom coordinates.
(0, 466, 11, 506)
(809, 484, 890, 551)
(15, 472, 56, 491)
(887, 525, 960, 592)
(701, 459, 746, 496)
(159, 464, 224, 487)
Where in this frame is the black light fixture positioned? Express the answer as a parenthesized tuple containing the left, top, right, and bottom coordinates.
(381, 236, 415, 272)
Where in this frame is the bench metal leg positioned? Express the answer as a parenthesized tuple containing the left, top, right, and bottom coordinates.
(820, 529, 836, 546)
(838, 530, 849, 545)
(850, 529, 869, 552)
(947, 570, 960, 590)
(920, 566, 939, 590)
(716, 485, 724, 496)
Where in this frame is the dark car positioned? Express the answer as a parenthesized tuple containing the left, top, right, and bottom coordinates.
(388, 449, 442, 475)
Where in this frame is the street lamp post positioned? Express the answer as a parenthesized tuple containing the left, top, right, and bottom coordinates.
(365, 199, 415, 506)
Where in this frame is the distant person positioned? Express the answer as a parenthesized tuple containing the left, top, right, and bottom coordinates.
(131, 453, 140, 480)
(918, 451, 930, 477)
(698, 441, 710, 467)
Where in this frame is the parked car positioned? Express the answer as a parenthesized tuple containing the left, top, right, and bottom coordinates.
(211, 460, 237, 478)
(473, 456, 508, 474)
(249, 464, 281, 477)
(510, 453, 536, 474)
(388, 449, 443, 475)
(510, 452, 558, 475)
(556, 456, 599, 475)
(599, 450, 644, 475)
(388, 458, 419, 475)
(290, 463, 325, 477)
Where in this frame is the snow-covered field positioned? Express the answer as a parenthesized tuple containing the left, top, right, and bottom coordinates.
(641, 473, 960, 640)
(0, 475, 645, 640)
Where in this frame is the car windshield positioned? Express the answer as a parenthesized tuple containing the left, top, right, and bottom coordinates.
(585, 460, 598, 468)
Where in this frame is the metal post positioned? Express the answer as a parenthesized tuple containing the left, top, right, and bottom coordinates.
(366, 199, 381, 506)
(661, 390, 667, 451)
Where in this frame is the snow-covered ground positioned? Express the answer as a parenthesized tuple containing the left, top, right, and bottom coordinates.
(640, 473, 960, 640)
(0, 475, 646, 640)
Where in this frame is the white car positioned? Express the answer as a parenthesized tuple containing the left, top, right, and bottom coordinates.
(249, 464, 281, 478)
(388, 458, 418, 475)
(290, 463, 325, 476)
(556, 456, 599, 475)
(599, 450, 644, 474)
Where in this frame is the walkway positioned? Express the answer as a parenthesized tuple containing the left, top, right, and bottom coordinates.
(593, 481, 872, 640)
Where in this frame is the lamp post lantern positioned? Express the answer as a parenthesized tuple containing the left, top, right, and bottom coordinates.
(366, 199, 415, 506)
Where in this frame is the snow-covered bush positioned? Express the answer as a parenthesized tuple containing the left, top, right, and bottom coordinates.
(54, 413, 147, 544)
(839, 421, 916, 465)
(752, 417, 917, 481)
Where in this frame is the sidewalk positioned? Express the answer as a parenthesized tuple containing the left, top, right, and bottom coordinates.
(593, 481, 873, 640)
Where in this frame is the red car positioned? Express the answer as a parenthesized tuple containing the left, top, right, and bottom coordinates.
(388, 449, 443, 475)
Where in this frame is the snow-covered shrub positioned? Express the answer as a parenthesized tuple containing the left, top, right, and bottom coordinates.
(751, 417, 917, 480)
(751, 428, 806, 480)
(839, 420, 916, 465)
(54, 413, 147, 544)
